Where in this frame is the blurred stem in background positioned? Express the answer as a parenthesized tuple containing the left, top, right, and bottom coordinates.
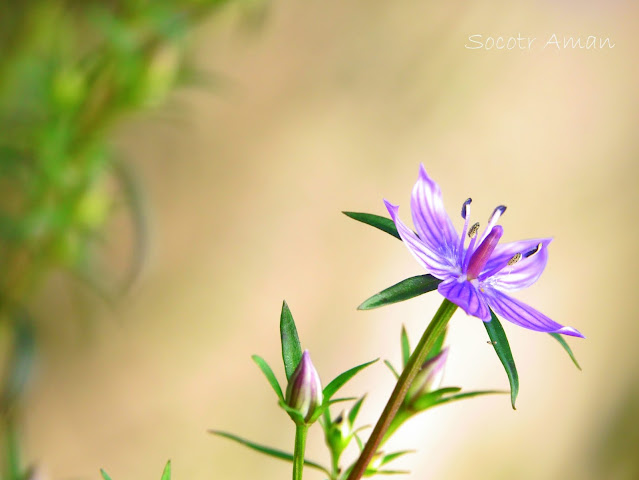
(0, 0, 263, 476)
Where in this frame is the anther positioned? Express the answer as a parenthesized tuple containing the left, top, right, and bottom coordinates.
(524, 243, 543, 258)
(507, 253, 522, 266)
(461, 198, 472, 219)
(492, 205, 507, 217)
(468, 222, 480, 238)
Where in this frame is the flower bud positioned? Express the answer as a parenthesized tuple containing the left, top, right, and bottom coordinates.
(285, 350, 323, 423)
(406, 348, 448, 405)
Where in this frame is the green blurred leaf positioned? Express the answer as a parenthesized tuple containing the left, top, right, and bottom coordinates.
(348, 395, 366, 426)
(251, 355, 284, 401)
(485, 310, 519, 409)
(278, 399, 306, 424)
(380, 450, 415, 466)
(549, 333, 582, 370)
(400, 325, 410, 368)
(343, 211, 400, 240)
(364, 468, 410, 476)
(1, 310, 36, 411)
(412, 387, 462, 411)
(383, 360, 400, 379)
(100, 469, 113, 480)
(280, 301, 302, 380)
(323, 359, 378, 401)
(358, 275, 441, 310)
(426, 390, 506, 409)
(210, 431, 330, 475)
(160, 460, 171, 480)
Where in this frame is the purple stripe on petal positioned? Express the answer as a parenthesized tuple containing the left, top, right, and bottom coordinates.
(483, 288, 585, 338)
(410, 165, 459, 260)
(482, 238, 552, 291)
(385, 201, 457, 279)
(437, 278, 490, 321)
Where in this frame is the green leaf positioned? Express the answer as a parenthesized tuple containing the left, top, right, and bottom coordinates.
(252, 355, 284, 401)
(426, 390, 506, 409)
(549, 333, 582, 370)
(278, 399, 306, 424)
(358, 275, 442, 310)
(160, 460, 171, 480)
(100, 470, 113, 480)
(380, 450, 415, 466)
(425, 326, 447, 362)
(342, 212, 400, 240)
(280, 301, 303, 381)
(364, 469, 410, 476)
(210, 431, 330, 475)
(485, 310, 519, 409)
(323, 359, 378, 401)
(400, 326, 410, 368)
(348, 395, 366, 427)
(383, 360, 400, 379)
(412, 387, 462, 411)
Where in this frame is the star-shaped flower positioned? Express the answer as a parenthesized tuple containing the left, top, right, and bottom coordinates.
(385, 164, 583, 338)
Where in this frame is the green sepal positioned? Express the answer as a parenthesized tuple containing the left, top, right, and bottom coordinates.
(100, 470, 113, 480)
(278, 400, 306, 425)
(280, 301, 303, 381)
(160, 460, 171, 480)
(358, 275, 442, 310)
(485, 309, 519, 409)
(210, 431, 331, 475)
(549, 333, 582, 370)
(342, 212, 400, 240)
(251, 355, 284, 401)
(323, 359, 378, 401)
(400, 326, 410, 368)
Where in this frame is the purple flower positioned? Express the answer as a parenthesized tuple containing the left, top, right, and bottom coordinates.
(385, 164, 583, 338)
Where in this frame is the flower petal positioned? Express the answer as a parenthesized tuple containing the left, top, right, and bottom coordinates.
(437, 278, 490, 321)
(385, 200, 457, 279)
(483, 288, 584, 337)
(410, 164, 459, 260)
(482, 238, 553, 291)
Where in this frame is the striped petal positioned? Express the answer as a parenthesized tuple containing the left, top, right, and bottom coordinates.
(437, 277, 490, 321)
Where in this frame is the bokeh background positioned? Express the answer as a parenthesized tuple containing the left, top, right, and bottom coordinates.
(3, 0, 638, 479)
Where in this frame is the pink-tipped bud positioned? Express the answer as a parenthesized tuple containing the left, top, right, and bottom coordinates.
(406, 348, 449, 405)
(286, 350, 323, 423)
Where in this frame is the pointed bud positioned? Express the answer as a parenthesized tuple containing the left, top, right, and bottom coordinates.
(285, 350, 323, 423)
(406, 348, 448, 405)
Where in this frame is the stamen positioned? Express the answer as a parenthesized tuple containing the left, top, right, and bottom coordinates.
(458, 198, 473, 264)
(468, 222, 480, 238)
(460, 198, 472, 219)
(508, 253, 522, 266)
(524, 243, 543, 258)
(478, 205, 507, 244)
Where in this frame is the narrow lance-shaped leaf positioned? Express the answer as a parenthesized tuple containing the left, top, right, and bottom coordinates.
(425, 390, 506, 409)
(549, 333, 582, 370)
(383, 360, 400, 379)
(358, 275, 442, 310)
(252, 355, 284, 401)
(323, 359, 378, 401)
(380, 450, 415, 466)
(485, 310, 519, 409)
(100, 470, 113, 480)
(160, 460, 171, 480)
(280, 301, 302, 380)
(342, 212, 400, 240)
(400, 326, 410, 368)
(411, 387, 462, 411)
(348, 395, 366, 426)
(209, 431, 331, 475)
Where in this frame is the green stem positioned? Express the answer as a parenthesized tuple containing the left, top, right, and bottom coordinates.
(346, 299, 458, 480)
(292, 424, 309, 480)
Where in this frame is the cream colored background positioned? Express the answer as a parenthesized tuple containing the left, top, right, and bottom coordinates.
(24, 1, 639, 479)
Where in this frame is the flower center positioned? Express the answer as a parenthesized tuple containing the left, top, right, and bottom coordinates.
(466, 225, 503, 279)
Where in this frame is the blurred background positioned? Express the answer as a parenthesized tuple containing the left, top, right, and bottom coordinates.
(1, 0, 638, 479)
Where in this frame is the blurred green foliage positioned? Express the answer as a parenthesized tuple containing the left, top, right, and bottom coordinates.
(0, 0, 256, 477)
